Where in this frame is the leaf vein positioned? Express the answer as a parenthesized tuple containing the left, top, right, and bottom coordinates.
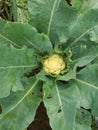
(0, 34, 20, 48)
(75, 78, 98, 90)
(0, 65, 37, 70)
(0, 80, 39, 120)
(65, 24, 98, 51)
(47, 0, 58, 36)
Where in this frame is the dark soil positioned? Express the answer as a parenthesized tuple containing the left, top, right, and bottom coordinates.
(27, 102, 52, 130)
(65, 0, 72, 6)
(0, 105, 2, 114)
(0, 0, 14, 21)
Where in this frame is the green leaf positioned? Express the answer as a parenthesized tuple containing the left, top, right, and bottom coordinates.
(0, 44, 37, 98)
(75, 64, 98, 116)
(72, 0, 98, 12)
(28, 0, 77, 45)
(44, 81, 80, 130)
(75, 108, 92, 130)
(0, 18, 6, 33)
(57, 70, 76, 81)
(65, 8, 98, 51)
(92, 56, 98, 64)
(28, 1, 98, 49)
(90, 25, 98, 43)
(3, 22, 53, 54)
(70, 38, 98, 69)
(17, 0, 29, 23)
(0, 78, 41, 130)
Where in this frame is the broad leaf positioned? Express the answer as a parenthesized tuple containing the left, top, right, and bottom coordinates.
(90, 25, 98, 43)
(44, 81, 80, 130)
(72, 0, 98, 12)
(75, 64, 98, 116)
(57, 70, 76, 81)
(0, 78, 42, 130)
(28, 0, 77, 44)
(75, 108, 92, 130)
(3, 22, 53, 54)
(28, 0, 98, 48)
(65, 8, 98, 68)
(67, 9, 98, 49)
(71, 39, 98, 68)
(0, 18, 6, 33)
(0, 44, 37, 98)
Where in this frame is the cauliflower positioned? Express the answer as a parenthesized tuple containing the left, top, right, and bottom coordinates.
(43, 54, 65, 75)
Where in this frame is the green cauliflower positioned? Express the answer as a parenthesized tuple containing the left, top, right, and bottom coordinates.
(43, 54, 65, 75)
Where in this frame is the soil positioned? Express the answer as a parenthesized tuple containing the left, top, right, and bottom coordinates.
(0, 0, 14, 21)
(27, 102, 52, 130)
(0, 105, 2, 114)
(65, 0, 72, 6)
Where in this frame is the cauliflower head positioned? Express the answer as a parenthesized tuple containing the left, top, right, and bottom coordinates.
(43, 54, 65, 75)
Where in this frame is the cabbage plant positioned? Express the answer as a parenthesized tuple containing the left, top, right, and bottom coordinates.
(0, 0, 98, 130)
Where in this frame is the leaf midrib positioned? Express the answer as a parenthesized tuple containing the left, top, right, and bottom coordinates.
(0, 80, 39, 120)
(0, 34, 20, 48)
(65, 23, 98, 51)
(47, 0, 58, 36)
(55, 83, 66, 123)
(75, 78, 98, 90)
(0, 64, 37, 70)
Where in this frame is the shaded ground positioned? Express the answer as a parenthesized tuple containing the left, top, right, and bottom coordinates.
(0, 105, 2, 114)
(0, 0, 14, 21)
(27, 102, 52, 130)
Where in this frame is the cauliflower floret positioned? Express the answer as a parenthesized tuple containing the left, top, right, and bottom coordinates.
(43, 54, 65, 75)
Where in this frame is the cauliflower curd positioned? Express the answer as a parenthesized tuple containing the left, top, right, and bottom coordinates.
(43, 54, 65, 75)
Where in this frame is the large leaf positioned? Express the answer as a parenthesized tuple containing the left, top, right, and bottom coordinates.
(28, 0, 98, 47)
(75, 108, 92, 130)
(71, 38, 98, 69)
(28, 0, 77, 44)
(75, 64, 98, 116)
(43, 81, 80, 130)
(3, 22, 53, 54)
(90, 25, 98, 43)
(0, 18, 6, 33)
(66, 9, 98, 50)
(0, 44, 38, 98)
(0, 77, 42, 130)
(72, 0, 98, 12)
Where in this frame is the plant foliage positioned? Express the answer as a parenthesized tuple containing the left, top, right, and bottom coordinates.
(0, 0, 98, 130)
